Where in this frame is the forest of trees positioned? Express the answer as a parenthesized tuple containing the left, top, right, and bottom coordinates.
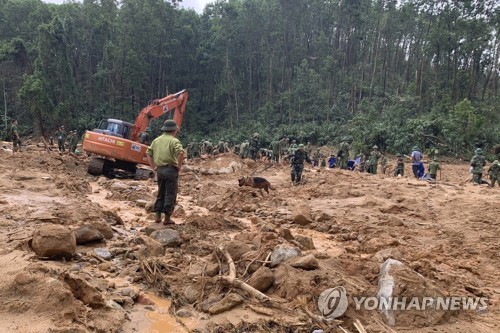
(1, 0, 499, 156)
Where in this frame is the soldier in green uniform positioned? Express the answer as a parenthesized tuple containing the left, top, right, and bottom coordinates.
(470, 148, 486, 184)
(216, 139, 225, 154)
(190, 141, 200, 158)
(289, 140, 298, 156)
(381, 156, 388, 174)
(337, 137, 351, 170)
(290, 144, 312, 185)
(240, 140, 249, 159)
(147, 119, 184, 225)
(55, 126, 66, 152)
(139, 127, 152, 145)
(68, 130, 78, 153)
(280, 137, 290, 164)
(270, 137, 281, 164)
(249, 133, 260, 161)
(305, 142, 313, 156)
(10, 119, 21, 153)
(367, 145, 382, 174)
(203, 140, 213, 155)
(488, 160, 500, 187)
(312, 148, 321, 167)
(428, 157, 441, 180)
(394, 153, 405, 177)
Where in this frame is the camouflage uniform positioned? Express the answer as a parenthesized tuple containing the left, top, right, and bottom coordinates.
(312, 148, 321, 167)
(270, 138, 281, 163)
(68, 130, 78, 153)
(249, 133, 260, 161)
(55, 126, 66, 152)
(240, 140, 249, 159)
(217, 139, 225, 154)
(280, 138, 290, 162)
(428, 158, 441, 180)
(290, 144, 311, 185)
(337, 138, 351, 170)
(394, 154, 405, 177)
(381, 156, 388, 174)
(488, 160, 500, 187)
(470, 148, 486, 184)
(190, 141, 200, 158)
(203, 141, 213, 155)
(305, 142, 313, 156)
(367, 146, 381, 174)
(289, 140, 298, 155)
(10, 120, 21, 152)
(139, 128, 152, 145)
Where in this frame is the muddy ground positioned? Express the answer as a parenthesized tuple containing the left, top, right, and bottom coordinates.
(0, 143, 498, 333)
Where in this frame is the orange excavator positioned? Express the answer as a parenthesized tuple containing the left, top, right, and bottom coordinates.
(82, 89, 188, 178)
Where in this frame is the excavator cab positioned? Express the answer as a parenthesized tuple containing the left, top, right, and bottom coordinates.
(94, 119, 134, 140)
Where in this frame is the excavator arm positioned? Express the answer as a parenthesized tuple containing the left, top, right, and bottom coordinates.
(131, 89, 189, 140)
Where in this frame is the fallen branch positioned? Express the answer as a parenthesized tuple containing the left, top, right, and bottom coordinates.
(353, 319, 367, 333)
(217, 245, 271, 305)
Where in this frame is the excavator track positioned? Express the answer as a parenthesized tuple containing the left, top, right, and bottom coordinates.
(88, 158, 109, 176)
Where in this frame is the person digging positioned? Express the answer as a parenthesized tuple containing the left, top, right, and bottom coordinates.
(147, 119, 185, 225)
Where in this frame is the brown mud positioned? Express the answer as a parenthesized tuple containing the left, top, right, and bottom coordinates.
(0, 145, 498, 332)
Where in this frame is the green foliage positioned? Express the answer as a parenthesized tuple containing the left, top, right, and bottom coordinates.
(0, 0, 498, 157)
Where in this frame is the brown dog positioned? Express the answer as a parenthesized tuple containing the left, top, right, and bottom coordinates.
(238, 176, 275, 195)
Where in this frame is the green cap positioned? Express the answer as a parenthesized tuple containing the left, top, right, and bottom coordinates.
(396, 153, 402, 157)
(298, 144, 305, 149)
(413, 146, 419, 151)
(493, 160, 499, 165)
(475, 148, 483, 155)
(161, 119, 178, 132)
(373, 145, 378, 149)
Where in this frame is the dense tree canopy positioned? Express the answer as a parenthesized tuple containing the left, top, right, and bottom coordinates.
(1, 0, 499, 157)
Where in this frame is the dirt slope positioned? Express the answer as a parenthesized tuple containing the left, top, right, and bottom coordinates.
(0, 147, 498, 333)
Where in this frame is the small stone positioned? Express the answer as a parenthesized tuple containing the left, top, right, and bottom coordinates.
(150, 229, 182, 248)
(93, 248, 113, 260)
(135, 235, 164, 258)
(176, 308, 193, 318)
(289, 254, 319, 270)
(223, 240, 252, 261)
(107, 281, 116, 289)
(278, 228, 294, 241)
(98, 262, 112, 272)
(89, 221, 114, 239)
(291, 204, 313, 225)
(270, 244, 302, 267)
(136, 294, 154, 305)
(294, 234, 315, 250)
(75, 225, 105, 245)
(183, 285, 200, 304)
(136, 200, 148, 208)
(248, 267, 274, 292)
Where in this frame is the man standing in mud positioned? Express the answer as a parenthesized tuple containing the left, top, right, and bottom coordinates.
(290, 144, 312, 185)
(55, 125, 66, 152)
(470, 148, 486, 185)
(147, 119, 184, 225)
(270, 137, 281, 164)
(10, 119, 21, 153)
(410, 146, 423, 178)
(249, 133, 260, 161)
(337, 137, 351, 169)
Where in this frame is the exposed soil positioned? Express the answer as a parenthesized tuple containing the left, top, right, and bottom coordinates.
(0, 145, 498, 333)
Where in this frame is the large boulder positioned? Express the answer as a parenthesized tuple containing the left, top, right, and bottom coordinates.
(150, 228, 182, 248)
(75, 225, 104, 245)
(291, 204, 313, 225)
(248, 267, 274, 292)
(270, 244, 302, 267)
(31, 225, 76, 260)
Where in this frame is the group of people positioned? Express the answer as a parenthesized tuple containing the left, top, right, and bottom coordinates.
(51, 125, 79, 153)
